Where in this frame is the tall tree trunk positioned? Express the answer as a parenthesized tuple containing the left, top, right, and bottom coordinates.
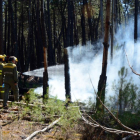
(96, 0, 111, 113)
(118, 0, 121, 24)
(53, 7, 56, 64)
(18, 22, 21, 71)
(133, 0, 138, 69)
(36, 0, 43, 68)
(25, 0, 31, 71)
(20, 0, 25, 72)
(86, 1, 92, 43)
(114, 0, 118, 33)
(41, 0, 49, 101)
(47, 0, 54, 66)
(95, 12, 100, 41)
(14, 0, 18, 57)
(111, 0, 114, 61)
(100, 0, 104, 38)
(30, 0, 36, 70)
(64, 0, 71, 103)
(9, 0, 18, 57)
(7, 0, 11, 55)
(59, 2, 66, 63)
(64, 48, 71, 103)
(70, 0, 74, 46)
(81, 0, 86, 46)
(67, 0, 71, 47)
(4, 4, 7, 54)
(0, 0, 3, 53)
(73, 11, 79, 45)
(134, 0, 138, 43)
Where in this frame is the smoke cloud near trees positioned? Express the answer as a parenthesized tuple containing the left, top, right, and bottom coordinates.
(34, 18, 140, 104)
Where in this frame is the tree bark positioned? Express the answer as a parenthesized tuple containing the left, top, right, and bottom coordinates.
(81, 0, 86, 46)
(111, 0, 114, 61)
(47, 0, 54, 66)
(36, 0, 43, 68)
(41, 0, 49, 101)
(70, 0, 74, 46)
(25, 0, 31, 71)
(8, 0, 18, 57)
(86, 1, 92, 43)
(4, 4, 7, 54)
(64, 0, 71, 103)
(0, 0, 3, 54)
(64, 48, 71, 103)
(134, 0, 138, 43)
(30, 0, 36, 70)
(96, 0, 111, 113)
(20, 0, 24, 72)
(7, 0, 11, 55)
(100, 0, 104, 38)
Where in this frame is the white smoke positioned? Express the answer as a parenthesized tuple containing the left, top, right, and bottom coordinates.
(34, 18, 140, 104)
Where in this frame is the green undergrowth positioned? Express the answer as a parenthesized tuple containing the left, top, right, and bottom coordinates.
(119, 112, 140, 129)
(11, 89, 81, 134)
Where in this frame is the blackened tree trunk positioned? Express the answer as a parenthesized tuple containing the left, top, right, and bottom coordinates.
(134, 0, 138, 43)
(81, 0, 86, 46)
(100, 0, 104, 38)
(20, 1, 24, 71)
(25, 0, 31, 71)
(70, 0, 74, 46)
(114, 0, 118, 33)
(53, 7, 56, 64)
(67, 0, 71, 47)
(41, 0, 49, 101)
(86, 1, 92, 43)
(73, 11, 79, 45)
(64, 48, 71, 102)
(47, 0, 54, 66)
(118, 0, 121, 24)
(96, 0, 111, 113)
(9, 0, 18, 57)
(58, 1, 66, 63)
(7, 0, 11, 55)
(14, 0, 18, 57)
(30, 0, 36, 70)
(4, 4, 7, 54)
(95, 11, 100, 41)
(111, 0, 114, 61)
(0, 0, 3, 54)
(17, 22, 21, 71)
(64, 0, 71, 103)
(36, 0, 43, 68)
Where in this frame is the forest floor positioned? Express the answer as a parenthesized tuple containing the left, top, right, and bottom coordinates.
(0, 109, 83, 140)
(1, 102, 140, 140)
(0, 103, 84, 140)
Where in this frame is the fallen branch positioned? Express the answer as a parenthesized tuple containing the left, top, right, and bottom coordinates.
(24, 117, 61, 140)
(124, 50, 140, 76)
(79, 110, 140, 136)
(88, 74, 139, 133)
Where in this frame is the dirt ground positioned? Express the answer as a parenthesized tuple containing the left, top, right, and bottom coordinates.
(0, 103, 82, 140)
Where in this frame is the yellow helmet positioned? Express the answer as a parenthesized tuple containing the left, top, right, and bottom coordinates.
(0, 55, 5, 62)
(14, 57, 18, 62)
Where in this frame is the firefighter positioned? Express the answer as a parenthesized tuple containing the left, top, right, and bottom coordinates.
(2, 56, 19, 108)
(0, 55, 5, 99)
